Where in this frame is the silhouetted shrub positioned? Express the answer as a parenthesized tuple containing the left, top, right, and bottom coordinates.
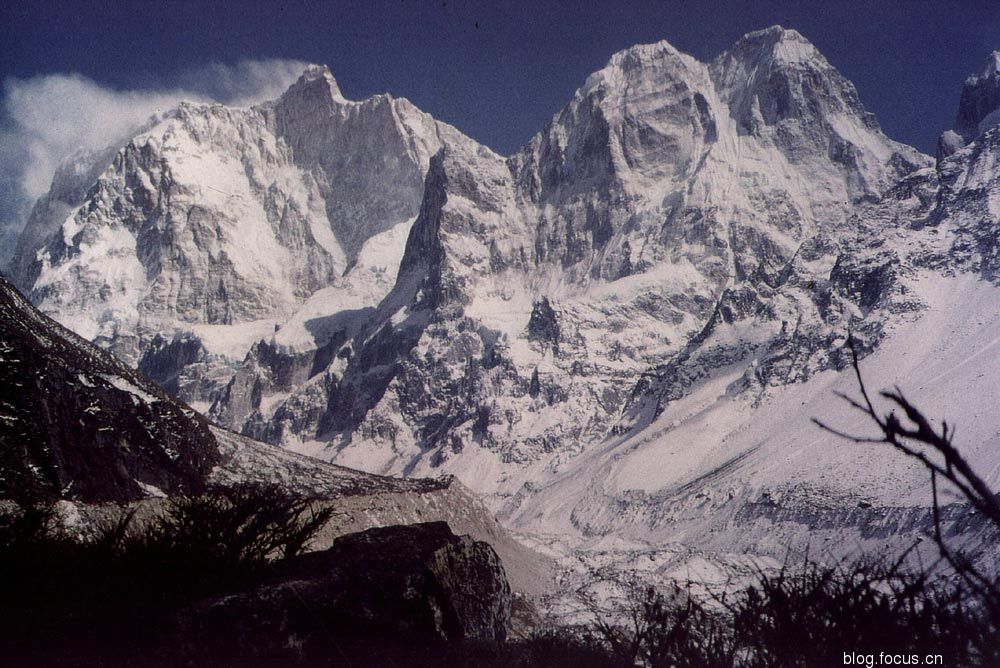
(0, 484, 334, 666)
(574, 558, 999, 668)
(730, 557, 999, 667)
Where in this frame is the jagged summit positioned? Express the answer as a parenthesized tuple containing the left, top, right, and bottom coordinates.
(956, 50, 1000, 140)
(726, 25, 818, 60)
(299, 62, 337, 83)
(596, 38, 688, 74)
(581, 26, 819, 92)
(965, 50, 1000, 85)
(937, 50, 1000, 162)
(713, 25, 881, 130)
(272, 63, 346, 106)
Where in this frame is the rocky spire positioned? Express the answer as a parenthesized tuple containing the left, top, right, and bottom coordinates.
(937, 51, 1000, 163)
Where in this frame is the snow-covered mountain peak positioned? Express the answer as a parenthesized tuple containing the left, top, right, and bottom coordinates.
(517, 37, 717, 209)
(955, 50, 1000, 141)
(713, 25, 871, 129)
(276, 63, 346, 104)
(574, 38, 710, 115)
(596, 39, 691, 77)
(521, 27, 927, 215)
(965, 50, 1000, 85)
(726, 25, 820, 65)
(14, 64, 484, 387)
(586, 26, 820, 97)
(299, 62, 337, 82)
(937, 50, 1000, 162)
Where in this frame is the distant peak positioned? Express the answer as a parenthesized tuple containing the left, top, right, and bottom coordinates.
(607, 39, 684, 68)
(745, 25, 806, 41)
(954, 50, 1000, 141)
(300, 63, 334, 81)
(286, 64, 345, 102)
(725, 25, 823, 67)
(966, 51, 1000, 85)
(578, 39, 696, 97)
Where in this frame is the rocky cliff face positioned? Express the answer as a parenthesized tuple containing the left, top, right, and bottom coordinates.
(0, 268, 459, 504)
(7, 145, 122, 292)
(954, 52, 1000, 142)
(0, 271, 548, 596)
(930, 125, 1000, 281)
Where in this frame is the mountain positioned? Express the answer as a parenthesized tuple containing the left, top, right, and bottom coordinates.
(254, 26, 928, 483)
(11, 27, 1000, 581)
(7, 145, 122, 292)
(504, 42, 1000, 572)
(13, 65, 482, 415)
(0, 267, 465, 503)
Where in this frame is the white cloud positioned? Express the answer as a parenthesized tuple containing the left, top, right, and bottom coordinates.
(0, 59, 309, 265)
(174, 59, 315, 107)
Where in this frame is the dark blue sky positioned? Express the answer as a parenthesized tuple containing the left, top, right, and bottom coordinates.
(2, 0, 999, 155)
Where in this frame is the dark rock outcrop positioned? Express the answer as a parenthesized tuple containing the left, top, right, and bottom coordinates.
(527, 297, 560, 347)
(829, 250, 898, 312)
(175, 521, 511, 663)
(138, 332, 207, 396)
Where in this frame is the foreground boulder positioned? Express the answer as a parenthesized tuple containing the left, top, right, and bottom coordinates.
(175, 521, 511, 663)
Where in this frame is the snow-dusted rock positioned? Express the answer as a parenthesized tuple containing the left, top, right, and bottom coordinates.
(0, 273, 221, 502)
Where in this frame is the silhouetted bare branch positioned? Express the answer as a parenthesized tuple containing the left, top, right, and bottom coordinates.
(814, 334, 1000, 614)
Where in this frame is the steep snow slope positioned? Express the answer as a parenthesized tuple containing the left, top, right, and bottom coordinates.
(501, 271, 1000, 606)
(505, 272, 1000, 536)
